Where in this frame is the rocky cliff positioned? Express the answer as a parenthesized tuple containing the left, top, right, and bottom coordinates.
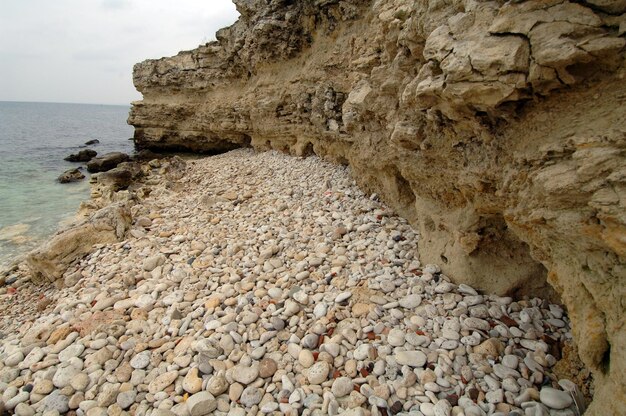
(128, 0, 626, 413)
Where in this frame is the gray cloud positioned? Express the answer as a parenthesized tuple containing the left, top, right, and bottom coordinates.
(0, 0, 239, 105)
(101, 0, 131, 10)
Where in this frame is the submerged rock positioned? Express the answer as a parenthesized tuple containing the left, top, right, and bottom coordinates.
(57, 168, 85, 183)
(64, 149, 97, 162)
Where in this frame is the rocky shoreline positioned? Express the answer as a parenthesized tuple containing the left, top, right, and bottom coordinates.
(0, 150, 585, 416)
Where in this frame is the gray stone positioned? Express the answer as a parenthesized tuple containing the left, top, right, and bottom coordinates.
(116, 390, 137, 409)
(14, 402, 35, 416)
(130, 352, 151, 369)
(335, 292, 352, 303)
(39, 390, 70, 414)
(240, 386, 263, 408)
(540, 387, 573, 410)
(232, 365, 258, 385)
(399, 294, 422, 309)
(52, 365, 81, 388)
(58, 344, 85, 362)
(331, 377, 353, 398)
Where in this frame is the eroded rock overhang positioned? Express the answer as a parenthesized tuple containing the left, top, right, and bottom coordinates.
(128, 0, 626, 413)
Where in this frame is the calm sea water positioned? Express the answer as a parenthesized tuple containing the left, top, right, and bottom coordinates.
(0, 101, 134, 268)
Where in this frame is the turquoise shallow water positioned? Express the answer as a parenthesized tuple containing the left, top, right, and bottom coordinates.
(0, 101, 134, 268)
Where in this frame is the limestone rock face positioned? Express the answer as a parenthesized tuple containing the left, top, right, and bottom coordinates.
(26, 203, 132, 283)
(128, 1, 626, 413)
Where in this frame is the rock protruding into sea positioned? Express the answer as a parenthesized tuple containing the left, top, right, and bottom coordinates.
(64, 149, 97, 162)
(86, 152, 130, 173)
(93, 162, 143, 191)
(57, 168, 85, 183)
(84, 139, 100, 145)
(26, 202, 132, 283)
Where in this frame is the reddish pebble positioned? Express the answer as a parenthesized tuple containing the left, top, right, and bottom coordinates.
(500, 315, 517, 327)
(469, 388, 479, 401)
(317, 335, 324, 348)
(312, 351, 319, 361)
(333, 371, 341, 379)
(7, 287, 16, 295)
(360, 368, 369, 377)
(367, 332, 376, 340)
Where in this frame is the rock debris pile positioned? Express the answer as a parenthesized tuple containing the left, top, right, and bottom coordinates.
(1, 150, 581, 416)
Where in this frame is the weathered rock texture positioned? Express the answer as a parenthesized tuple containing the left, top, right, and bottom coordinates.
(26, 203, 132, 283)
(128, 0, 626, 412)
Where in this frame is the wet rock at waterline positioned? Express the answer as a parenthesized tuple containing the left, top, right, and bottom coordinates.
(64, 149, 97, 162)
(57, 168, 85, 183)
(86, 152, 130, 173)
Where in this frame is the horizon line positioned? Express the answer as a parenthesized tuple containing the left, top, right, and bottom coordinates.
(0, 99, 135, 107)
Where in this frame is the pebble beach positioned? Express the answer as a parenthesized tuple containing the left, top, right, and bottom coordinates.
(0, 149, 584, 416)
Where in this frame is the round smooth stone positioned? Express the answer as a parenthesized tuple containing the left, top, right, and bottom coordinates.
(299, 350, 315, 368)
(502, 354, 519, 369)
(394, 350, 426, 367)
(240, 386, 263, 408)
(387, 329, 405, 347)
(335, 292, 352, 303)
(232, 366, 259, 385)
(306, 361, 330, 385)
(130, 352, 150, 369)
(399, 294, 422, 309)
(331, 377, 353, 398)
(539, 387, 573, 410)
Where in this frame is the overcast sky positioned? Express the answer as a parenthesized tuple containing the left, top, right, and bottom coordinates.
(0, 0, 239, 105)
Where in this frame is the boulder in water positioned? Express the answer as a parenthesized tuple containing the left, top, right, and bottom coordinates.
(84, 139, 100, 145)
(57, 168, 85, 183)
(86, 152, 130, 173)
(64, 149, 97, 162)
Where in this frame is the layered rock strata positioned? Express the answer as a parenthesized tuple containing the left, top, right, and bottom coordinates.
(128, 0, 626, 413)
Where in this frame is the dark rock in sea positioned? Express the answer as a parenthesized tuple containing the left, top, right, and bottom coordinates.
(94, 162, 143, 190)
(64, 149, 97, 162)
(86, 152, 130, 173)
(84, 139, 100, 145)
(58, 168, 85, 183)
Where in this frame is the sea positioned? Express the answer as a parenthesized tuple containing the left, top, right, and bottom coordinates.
(0, 101, 135, 269)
